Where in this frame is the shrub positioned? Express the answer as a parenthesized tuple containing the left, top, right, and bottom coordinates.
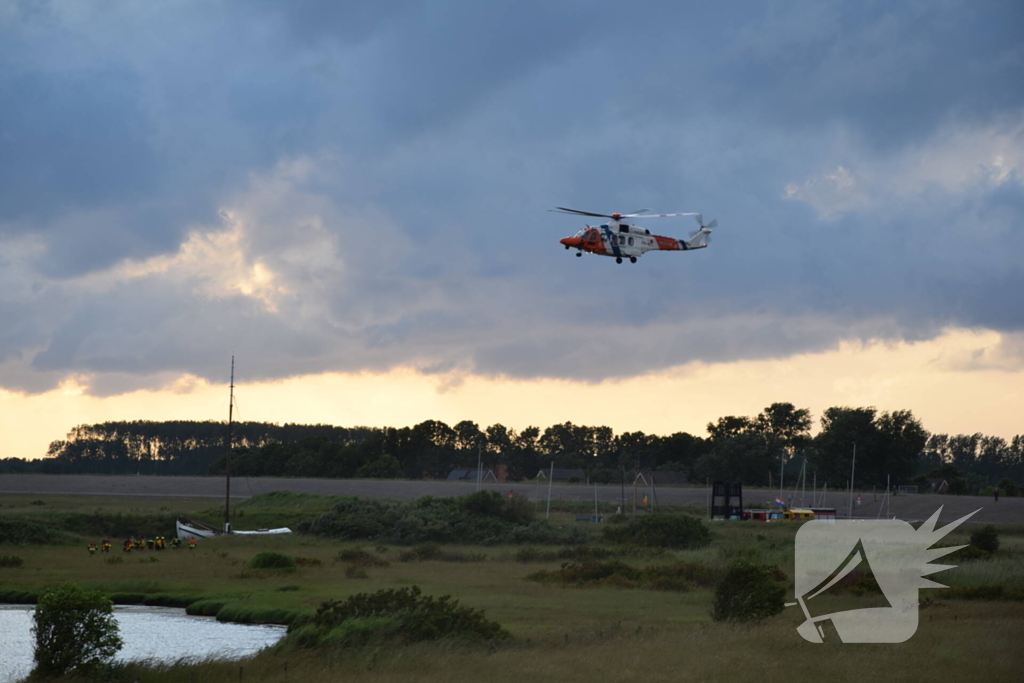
(307, 494, 574, 546)
(602, 514, 711, 549)
(398, 543, 485, 563)
(294, 557, 323, 567)
(529, 561, 643, 587)
(336, 547, 390, 567)
(970, 525, 999, 554)
(32, 583, 123, 679)
(248, 552, 296, 570)
(0, 518, 71, 546)
(528, 560, 716, 592)
(0, 555, 24, 568)
(711, 561, 786, 623)
(296, 586, 509, 646)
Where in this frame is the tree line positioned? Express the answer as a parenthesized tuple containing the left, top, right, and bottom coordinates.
(1, 404, 1021, 492)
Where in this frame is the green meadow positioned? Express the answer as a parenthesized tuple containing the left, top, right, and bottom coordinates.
(1, 492, 1023, 682)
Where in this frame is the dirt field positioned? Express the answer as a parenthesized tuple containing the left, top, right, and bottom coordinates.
(1, 473, 1021, 524)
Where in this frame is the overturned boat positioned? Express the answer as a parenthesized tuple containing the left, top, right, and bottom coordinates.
(175, 517, 291, 540)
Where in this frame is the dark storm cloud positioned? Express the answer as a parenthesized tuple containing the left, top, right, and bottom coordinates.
(0, 0, 1022, 393)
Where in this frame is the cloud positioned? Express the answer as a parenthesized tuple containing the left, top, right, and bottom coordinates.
(2, 1, 1023, 396)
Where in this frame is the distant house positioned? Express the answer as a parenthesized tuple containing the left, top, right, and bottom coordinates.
(535, 468, 587, 484)
(637, 471, 689, 486)
(447, 468, 499, 483)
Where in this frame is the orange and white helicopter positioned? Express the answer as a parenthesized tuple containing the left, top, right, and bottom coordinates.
(552, 207, 717, 263)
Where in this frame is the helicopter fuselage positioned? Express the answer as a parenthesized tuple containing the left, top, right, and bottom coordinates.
(559, 222, 707, 263)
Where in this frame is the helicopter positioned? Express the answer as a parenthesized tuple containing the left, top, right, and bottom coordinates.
(552, 207, 717, 263)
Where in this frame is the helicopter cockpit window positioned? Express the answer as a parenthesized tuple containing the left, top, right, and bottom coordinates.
(619, 225, 629, 233)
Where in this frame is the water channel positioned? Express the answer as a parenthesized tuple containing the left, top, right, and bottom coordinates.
(0, 604, 285, 683)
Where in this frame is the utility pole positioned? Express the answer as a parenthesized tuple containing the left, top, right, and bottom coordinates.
(545, 461, 554, 520)
(847, 442, 856, 519)
(224, 356, 234, 533)
(476, 441, 482, 492)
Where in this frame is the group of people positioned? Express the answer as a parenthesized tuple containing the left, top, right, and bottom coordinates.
(87, 536, 198, 554)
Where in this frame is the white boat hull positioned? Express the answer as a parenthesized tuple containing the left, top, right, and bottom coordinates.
(175, 519, 292, 539)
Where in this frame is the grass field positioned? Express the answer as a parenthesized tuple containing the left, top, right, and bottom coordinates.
(2, 492, 1023, 682)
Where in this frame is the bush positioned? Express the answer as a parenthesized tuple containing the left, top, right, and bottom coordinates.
(398, 543, 485, 563)
(970, 525, 1000, 554)
(0, 518, 71, 546)
(248, 552, 297, 570)
(307, 494, 562, 546)
(32, 583, 123, 679)
(528, 560, 716, 592)
(336, 547, 390, 567)
(292, 586, 509, 646)
(0, 555, 24, 568)
(711, 561, 786, 623)
(602, 514, 711, 549)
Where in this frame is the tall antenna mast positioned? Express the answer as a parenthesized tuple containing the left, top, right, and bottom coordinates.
(224, 356, 234, 533)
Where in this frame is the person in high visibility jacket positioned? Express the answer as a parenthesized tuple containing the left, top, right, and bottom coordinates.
(102, 539, 111, 553)
(88, 542, 97, 555)
(188, 538, 197, 549)
(123, 538, 133, 552)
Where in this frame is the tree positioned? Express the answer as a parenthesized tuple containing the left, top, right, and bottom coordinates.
(810, 407, 878, 487)
(32, 583, 123, 679)
(755, 402, 812, 452)
(706, 415, 753, 441)
(873, 410, 928, 484)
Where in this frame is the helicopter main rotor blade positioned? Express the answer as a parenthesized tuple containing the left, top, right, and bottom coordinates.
(629, 212, 701, 219)
(549, 207, 614, 218)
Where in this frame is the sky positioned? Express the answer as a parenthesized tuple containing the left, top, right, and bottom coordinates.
(1, 1, 1022, 460)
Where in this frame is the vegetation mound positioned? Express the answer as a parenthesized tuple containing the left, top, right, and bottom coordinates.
(601, 514, 711, 549)
(0, 518, 73, 546)
(711, 561, 787, 623)
(528, 560, 718, 592)
(336, 547, 390, 567)
(0, 555, 25, 568)
(248, 552, 297, 570)
(307, 492, 584, 546)
(398, 543, 485, 563)
(970, 525, 1000, 554)
(287, 586, 509, 648)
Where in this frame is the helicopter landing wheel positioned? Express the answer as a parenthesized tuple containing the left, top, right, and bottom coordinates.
(565, 244, 570, 250)
(629, 256, 637, 263)
(576, 251, 582, 257)
(616, 257, 622, 264)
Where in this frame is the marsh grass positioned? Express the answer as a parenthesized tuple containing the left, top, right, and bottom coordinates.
(4, 493, 1024, 682)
